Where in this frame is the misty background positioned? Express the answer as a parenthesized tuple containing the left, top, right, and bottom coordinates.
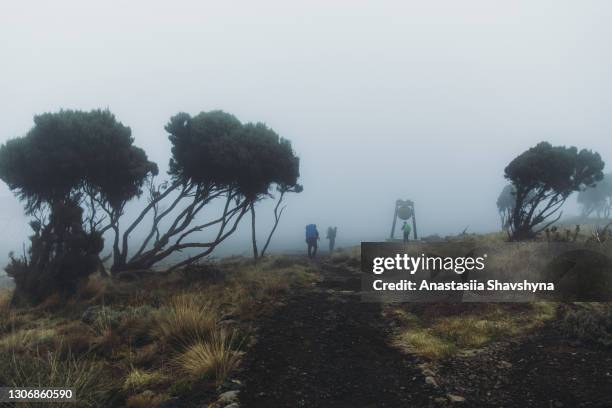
(1, 0, 611, 267)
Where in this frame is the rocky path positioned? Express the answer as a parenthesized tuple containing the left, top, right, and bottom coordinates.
(229, 259, 612, 408)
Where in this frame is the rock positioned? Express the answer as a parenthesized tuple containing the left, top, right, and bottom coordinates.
(218, 390, 240, 404)
(140, 390, 155, 399)
(498, 360, 513, 369)
(447, 394, 465, 403)
(425, 376, 439, 388)
(218, 319, 239, 327)
(422, 368, 437, 377)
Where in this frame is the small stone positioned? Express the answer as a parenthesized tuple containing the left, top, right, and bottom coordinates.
(425, 376, 439, 388)
(218, 319, 239, 327)
(422, 368, 437, 377)
(140, 390, 154, 398)
(447, 394, 465, 403)
(218, 390, 239, 404)
(498, 360, 513, 369)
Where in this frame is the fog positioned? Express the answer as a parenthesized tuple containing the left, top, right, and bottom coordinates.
(1, 0, 612, 265)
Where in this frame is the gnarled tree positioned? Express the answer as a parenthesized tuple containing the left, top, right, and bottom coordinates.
(504, 142, 604, 241)
(110, 111, 301, 272)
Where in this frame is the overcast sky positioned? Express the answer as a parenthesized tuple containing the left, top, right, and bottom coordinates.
(1, 0, 611, 260)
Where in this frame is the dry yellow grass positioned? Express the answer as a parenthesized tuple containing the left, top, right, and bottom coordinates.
(175, 329, 242, 385)
(391, 302, 557, 359)
(0, 288, 11, 312)
(0, 289, 16, 333)
(153, 293, 219, 350)
(123, 368, 166, 391)
(0, 256, 319, 404)
(0, 349, 113, 407)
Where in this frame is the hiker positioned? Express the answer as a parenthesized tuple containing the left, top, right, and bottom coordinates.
(402, 221, 411, 243)
(305, 224, 319, 258)
(326, 226, 337, 253)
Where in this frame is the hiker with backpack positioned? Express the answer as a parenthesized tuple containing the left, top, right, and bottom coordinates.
(305, 224, 319, 258)
(402, 221, 411, 243)
(326, 226, 337, 253)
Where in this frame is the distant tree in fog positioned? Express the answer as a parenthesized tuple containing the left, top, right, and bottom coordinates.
(496, 184, 515, 230)
(0, 110, 156, 304)
(504, 141, 604, 241)
(577, 173, 612, 218)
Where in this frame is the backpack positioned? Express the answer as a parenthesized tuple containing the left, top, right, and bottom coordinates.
(306, 224, 317, 239)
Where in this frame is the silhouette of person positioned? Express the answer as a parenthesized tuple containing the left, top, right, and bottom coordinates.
(326, 226, 337, 253)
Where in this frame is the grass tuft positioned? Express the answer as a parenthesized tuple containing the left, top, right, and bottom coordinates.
(153, 293, 218, 350)
(174, 329, 242, 385)
(0, 349, 114, 407)
(123, 368, 166, 392)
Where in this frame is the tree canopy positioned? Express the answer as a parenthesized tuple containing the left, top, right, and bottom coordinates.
(0, 109, 157, 213)
(504, 141, 604, 240)
(166, 111, 299, 199)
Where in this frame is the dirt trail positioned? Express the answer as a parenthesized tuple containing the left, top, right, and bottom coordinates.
(235, 258, 612, 408)
(236, 259, 434, 407)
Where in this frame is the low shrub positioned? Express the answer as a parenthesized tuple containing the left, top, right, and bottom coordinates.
(557, 303, 612, 346)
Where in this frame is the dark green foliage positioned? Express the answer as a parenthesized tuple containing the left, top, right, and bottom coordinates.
(504, 142, 604, 240)
(167, 111, 242, 187)
(6, 200, 103, 305)
(0, 110, 156, 303)
(166, 111, 299, 199)
(0, 110, 157, 212)
(577, 173, 612, 218)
